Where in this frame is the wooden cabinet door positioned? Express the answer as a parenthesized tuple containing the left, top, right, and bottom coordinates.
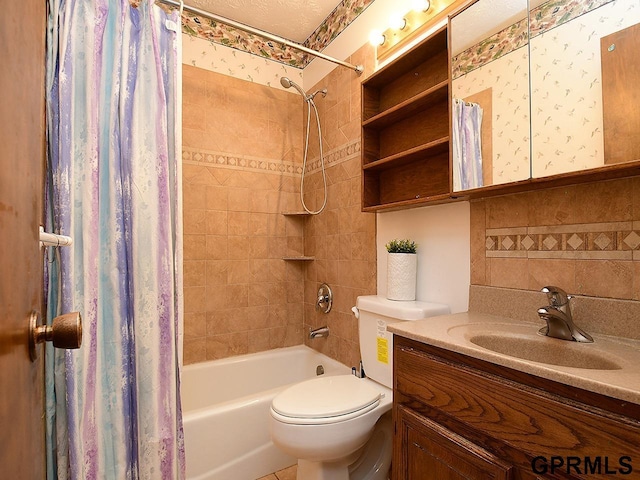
(396, 406, 513, 480)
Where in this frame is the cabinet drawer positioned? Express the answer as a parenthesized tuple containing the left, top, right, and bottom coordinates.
(395, 342, 640, 466)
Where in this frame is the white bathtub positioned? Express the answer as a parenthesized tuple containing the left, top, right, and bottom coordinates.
(182, 345, 350, 480)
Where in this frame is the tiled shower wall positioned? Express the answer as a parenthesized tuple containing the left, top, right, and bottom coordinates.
(181, 43, 378, 367)
(471, 176, 640, 300)
(301, 45, 378, 368)
(182, 64, 307, 364)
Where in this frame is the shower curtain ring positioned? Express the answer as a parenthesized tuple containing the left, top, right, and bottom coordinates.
(179, 0, 184, 16)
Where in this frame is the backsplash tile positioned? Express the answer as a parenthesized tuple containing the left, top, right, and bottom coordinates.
(485, 221, 638, 260)
(469, 284, 640, 339)
(471, 176, 640, 301)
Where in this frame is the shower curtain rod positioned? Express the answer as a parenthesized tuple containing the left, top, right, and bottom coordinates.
(159, 0, 364, 75)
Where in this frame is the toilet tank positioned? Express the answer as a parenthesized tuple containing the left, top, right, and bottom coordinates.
(355, 295, 449, 389)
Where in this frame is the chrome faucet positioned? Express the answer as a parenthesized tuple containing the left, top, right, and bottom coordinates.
(309, 326, 329, 339)
(316, 283, 333, 314)
(537, 286, 593, 343)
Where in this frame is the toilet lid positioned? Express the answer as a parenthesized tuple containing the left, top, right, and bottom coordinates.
(272, 375, 381, 419)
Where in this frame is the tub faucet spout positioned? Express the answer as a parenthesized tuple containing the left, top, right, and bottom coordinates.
(309, 326, 329, 339)
(537, 286, 593, 343)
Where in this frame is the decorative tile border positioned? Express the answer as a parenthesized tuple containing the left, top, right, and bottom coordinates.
(181, 0, 374, 70)
(182, 147, 303, 176)
(486, 222, 640, 260)
(453, 0, 615, 79)
(306, 139, 361, 174)
(182, 139, 360, 176)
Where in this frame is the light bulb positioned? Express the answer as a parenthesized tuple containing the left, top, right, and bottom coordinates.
(368, 29, 386, 47)
(389, 13, 407, 30)
(411, 0, 431, 12)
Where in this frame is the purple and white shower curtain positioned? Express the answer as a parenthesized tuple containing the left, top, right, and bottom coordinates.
(452, 98, 484, 191)
(45, 0, 184, 478)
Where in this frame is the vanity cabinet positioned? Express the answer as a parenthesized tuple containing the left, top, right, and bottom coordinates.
(393, 336, 640, 479)
(361, 26, 451, 211)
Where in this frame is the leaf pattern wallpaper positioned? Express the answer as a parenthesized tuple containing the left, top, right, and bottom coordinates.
(453, 0, 639, 184)
(530, 0, 640, 177)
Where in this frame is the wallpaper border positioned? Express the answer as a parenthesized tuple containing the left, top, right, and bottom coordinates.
(452, 0, 615, 79)
(181, 0, 375, 70)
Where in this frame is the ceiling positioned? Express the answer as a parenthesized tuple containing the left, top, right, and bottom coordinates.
(189, 0, 344, 43)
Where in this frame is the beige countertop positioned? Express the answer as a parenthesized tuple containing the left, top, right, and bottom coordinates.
(388, 312, 640, 405)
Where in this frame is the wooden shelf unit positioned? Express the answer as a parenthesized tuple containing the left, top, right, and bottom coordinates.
(361, 25, 451, 211)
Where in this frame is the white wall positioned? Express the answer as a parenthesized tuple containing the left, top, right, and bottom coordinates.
(377, 202, 470, 313)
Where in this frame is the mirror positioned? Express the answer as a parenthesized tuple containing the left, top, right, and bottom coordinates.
(450, 0, 530, 191)
(530, 0, 640, 177)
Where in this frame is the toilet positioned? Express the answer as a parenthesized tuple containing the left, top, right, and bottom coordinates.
(269, 295, 450, 480)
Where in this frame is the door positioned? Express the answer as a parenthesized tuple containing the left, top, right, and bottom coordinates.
(0, 0, 47, 478)
(601, 22, 640, 164)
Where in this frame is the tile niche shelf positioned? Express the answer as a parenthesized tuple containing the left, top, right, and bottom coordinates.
(281, 211, 314, 261)
(361, 25, 452, 211)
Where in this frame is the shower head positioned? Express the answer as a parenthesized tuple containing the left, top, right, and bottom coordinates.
(280, 76, 308, 99)
(280, 76, 293, 88)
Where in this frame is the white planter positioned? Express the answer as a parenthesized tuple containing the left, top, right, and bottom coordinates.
(386, 253, 417, 301)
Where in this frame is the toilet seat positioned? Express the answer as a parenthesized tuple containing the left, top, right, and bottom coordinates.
(271, 375, 383, 425)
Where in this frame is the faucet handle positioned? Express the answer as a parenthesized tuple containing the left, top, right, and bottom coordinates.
(541, 286, 570, 306)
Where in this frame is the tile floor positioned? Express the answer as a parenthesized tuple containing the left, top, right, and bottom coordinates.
(257, 464, 297, 480)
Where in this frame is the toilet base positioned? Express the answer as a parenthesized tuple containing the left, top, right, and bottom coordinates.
(297, 458, 352, 480)
(294, 412, 392, 480)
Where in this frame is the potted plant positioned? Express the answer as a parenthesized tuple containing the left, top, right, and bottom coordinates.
(385, 239, 417, 301)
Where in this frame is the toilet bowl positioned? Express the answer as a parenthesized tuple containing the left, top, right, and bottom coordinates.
(269, 296, 450, 480)
(270, 375, 392, 479)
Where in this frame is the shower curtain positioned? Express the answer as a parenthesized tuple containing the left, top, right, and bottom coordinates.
(452, 98, 484, 191)
(45, 0, 184, 479)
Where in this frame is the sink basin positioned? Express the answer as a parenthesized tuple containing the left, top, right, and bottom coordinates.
(469, 334, 622, 370)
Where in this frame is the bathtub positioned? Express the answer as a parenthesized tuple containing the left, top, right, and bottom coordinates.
(182, 345, 350, 480)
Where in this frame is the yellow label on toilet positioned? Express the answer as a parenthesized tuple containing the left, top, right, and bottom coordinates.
(377, 337, 389, 364)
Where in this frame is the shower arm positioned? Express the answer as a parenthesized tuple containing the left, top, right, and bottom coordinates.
(158, 0, 364, 75)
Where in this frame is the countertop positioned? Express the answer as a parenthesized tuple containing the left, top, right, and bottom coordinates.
(388, 312, 640, 405)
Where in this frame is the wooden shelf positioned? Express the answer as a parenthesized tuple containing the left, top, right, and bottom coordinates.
(362, 193, 454, 212)
(362, 81, 449, 130)
(282, 256, 315, 261)
(363, 137, 450, 171)
(361, 25, 453, 211)
(281, 211, 311, 216)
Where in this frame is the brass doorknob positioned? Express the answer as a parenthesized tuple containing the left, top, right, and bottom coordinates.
(29, 311, 82, 361)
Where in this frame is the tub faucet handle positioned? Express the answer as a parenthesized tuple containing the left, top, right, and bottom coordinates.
(316, 283, 333, 313)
